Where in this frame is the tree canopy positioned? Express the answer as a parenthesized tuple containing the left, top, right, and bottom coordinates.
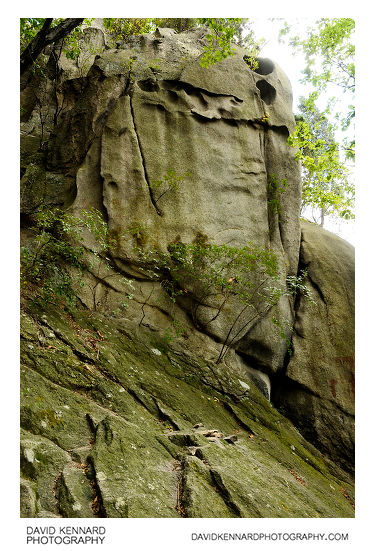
(289, 96, 354, 225)
(280, 18, 355, 225)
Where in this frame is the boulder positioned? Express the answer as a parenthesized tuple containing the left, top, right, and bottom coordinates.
(20, 26, 355, 517)
(273, 221, 355, 473)
(52, 29, 302, 370)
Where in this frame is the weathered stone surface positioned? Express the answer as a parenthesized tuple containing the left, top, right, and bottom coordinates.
(273, 221, 355, 473)
(20, 154, 75, 214)
(20, 303, 354, 518)
(180, 455, 236, 517)
(62, 31, 300, 372)
(20, 25, 355, 517)
(87, 415, 180, 517)
(55, 464, 95, 518)
(20, 28, 302, 371)
(57, 25, 106, 81)
(20, 479, 37, 518)
(20, 429, 70, 515)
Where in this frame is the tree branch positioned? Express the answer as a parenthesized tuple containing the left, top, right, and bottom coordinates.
(21, 18, 84, 75)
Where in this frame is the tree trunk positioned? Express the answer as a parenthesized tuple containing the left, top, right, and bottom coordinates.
(320, 207, 325, 227)
(20, 18, 84, 76)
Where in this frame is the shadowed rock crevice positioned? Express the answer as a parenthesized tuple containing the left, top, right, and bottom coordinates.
(162, 79, 244, 104)
(175, 460, 188, 517)
(271, 374, 354, 475)
(272, 221, 354, 472)
(84, 458, 108, 518)
(129, 97, 163, 216)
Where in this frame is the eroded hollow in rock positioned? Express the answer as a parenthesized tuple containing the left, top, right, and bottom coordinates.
(137, 79, 160, 92)
(256, 80, 276, 105)
(254, 58, 275, 75)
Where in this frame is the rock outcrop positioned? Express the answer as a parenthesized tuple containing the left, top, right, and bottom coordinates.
(20, 303, 354, 518)
(273, 221, 355, 474)
(20, 25, 355, 517)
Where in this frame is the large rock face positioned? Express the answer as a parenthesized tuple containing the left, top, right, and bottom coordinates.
(20, 26, 355, 517)
(273, 221, 355, 473)
(44, 27, 302, 371)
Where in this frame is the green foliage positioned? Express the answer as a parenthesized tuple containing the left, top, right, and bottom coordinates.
(199, 18, 262, 68)
(21, 18, 263, 80)
(261, 111, 270, 124)
(272, 268, 315, 356)
(279, 18, 355, 226)
(136, 239, 315, 361)
(289, 97, 354, 222)
(20, 18, 95, 62)
(267, 174, 288, 216)
(160, 319, 187, 351)
(77, 45, 104, 77)
(286, 269, 315, 305)
(79, 207, 114, 253)
(199, 18, 242, 67)
(280, 18, 355, 152)
(171, 318, 187, 338)
(281, 18, 355, 97)
(104, 17, 199, 44)
(271, 316, 293, 356)
(20, 18, 45, 53)
(147, 58, 161, 72)
(156, 18, 199, 32)
(21, 208, 84, 306)
(104, 17, 261, 69)
(137, 240, 282, 362)
(104, 18, 154, 46)
(151, 169, 190, 204)
(125, 223, 147, 247)
(21, 207, 131, 311)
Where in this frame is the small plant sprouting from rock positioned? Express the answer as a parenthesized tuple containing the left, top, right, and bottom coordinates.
(286, 268, 315, 305)
(243, 54, 259, 71)
(137, 284, 187, 350)
(77, 45, 104, 79)
(160, 319, 188, 352)
(272, 316, 294, 356)
(267, 174, 289, 216)
(81, 208, 134, 311)
(136, 239, 314, 362)
(261, 111, 270, 124)
(147, 58, 162, 72)
(21, 208, 83, 306)
(272, 268, 316, 356)
(122, 55, 137, 77)
(125, 223, 148, 247)
(151, 169, 191, 205)
(137, 240, 277, 363)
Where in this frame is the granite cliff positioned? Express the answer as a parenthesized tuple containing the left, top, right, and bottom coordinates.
(20, 24, 354, 518)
